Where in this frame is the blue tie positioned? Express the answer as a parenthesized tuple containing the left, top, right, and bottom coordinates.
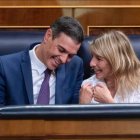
(37, 69, 51, 105)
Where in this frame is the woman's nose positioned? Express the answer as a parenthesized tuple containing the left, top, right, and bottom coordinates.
(90, 57, 96, 67)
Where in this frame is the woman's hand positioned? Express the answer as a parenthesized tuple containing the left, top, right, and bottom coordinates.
(93, 83, 114, 103)
(79, 83, 94, 104)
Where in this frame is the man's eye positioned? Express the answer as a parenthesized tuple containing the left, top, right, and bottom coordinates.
(58, 47, 65, 53)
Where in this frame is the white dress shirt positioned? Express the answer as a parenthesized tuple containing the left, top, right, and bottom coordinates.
(82, 75, 140, 103)
(29, 45, 56, 104)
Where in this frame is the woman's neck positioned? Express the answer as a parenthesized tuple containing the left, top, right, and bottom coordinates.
(105, 77, 117, 97)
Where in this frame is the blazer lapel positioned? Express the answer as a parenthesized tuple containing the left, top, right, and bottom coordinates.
(21, 50, 34, 104)
(55, 64, 65, 104)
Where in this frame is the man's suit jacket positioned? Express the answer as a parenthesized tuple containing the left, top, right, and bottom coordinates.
(0, 46, 83, 106)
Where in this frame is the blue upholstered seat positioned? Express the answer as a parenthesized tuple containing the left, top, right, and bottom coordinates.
(0, 30, 45, 55)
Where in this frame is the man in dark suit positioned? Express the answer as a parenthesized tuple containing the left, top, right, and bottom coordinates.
(0, 16, 84, 106)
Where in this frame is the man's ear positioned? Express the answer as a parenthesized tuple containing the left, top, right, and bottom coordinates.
(44, 28, 52, 42)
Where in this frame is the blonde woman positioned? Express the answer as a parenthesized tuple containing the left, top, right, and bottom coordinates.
(80, 30, 140, 104)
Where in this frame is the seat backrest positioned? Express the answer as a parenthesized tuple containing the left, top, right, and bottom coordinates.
(0, 30, 45, 55)
(129, 35, 140, 59)
(77, 36, 93, 79)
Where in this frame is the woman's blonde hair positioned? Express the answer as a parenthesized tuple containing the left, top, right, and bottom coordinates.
(90, 30, 140, 95)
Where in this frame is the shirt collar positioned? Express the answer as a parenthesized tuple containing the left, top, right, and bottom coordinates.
(29, 44, 47, 75)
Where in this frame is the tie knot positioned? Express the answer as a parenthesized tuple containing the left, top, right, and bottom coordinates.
(44, 69, 51, 78)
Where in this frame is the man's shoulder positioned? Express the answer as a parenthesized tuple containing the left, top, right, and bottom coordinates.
(2, 47, 29, 58)
(0, 49, 28, 63)
(64, 55, 83, 70)
(70, 55, 83, 64)
(58, 55, 83, 72)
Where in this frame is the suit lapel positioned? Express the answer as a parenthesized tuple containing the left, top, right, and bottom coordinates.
(55, 64, 65, 104)
(21, 50, 34, 104)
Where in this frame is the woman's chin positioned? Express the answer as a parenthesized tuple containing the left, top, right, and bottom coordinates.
(96, 74, 104, 80)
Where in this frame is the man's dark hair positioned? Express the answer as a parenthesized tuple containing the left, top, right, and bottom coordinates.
(50, 16, 84, 44)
